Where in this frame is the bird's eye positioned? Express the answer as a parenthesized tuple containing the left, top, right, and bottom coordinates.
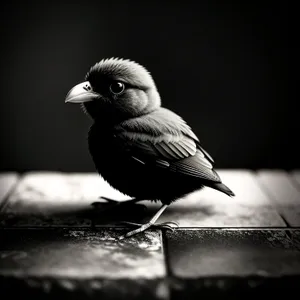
(109, 82, 125, 95)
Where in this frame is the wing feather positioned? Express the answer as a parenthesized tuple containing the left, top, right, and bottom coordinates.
(168, 143, 186, 158)
(114, 108, 219, 183)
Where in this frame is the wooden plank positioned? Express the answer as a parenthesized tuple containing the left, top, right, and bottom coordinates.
(138, 170, 286, 227)
(257, 170, 300, 226)
(0, 173, 19, 210)
(0, 228, 167, 299)
(166, 229, 300, 297)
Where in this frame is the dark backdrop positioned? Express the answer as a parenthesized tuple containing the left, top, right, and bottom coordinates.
(0, 0, 294, 172)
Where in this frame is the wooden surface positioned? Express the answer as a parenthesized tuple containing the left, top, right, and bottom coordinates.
(1, 170, 296, 227)
(256, 170, 300, 226)
(0, 169, 300, 299)
(0, 173, 19, 211)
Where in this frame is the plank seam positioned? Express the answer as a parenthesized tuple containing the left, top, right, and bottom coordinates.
(0, 174, 22, 213)
(253, 170, 289, 227)
(289, 172, 300, 191)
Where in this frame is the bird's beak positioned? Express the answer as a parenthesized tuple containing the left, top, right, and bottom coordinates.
(65, 81, 99, 103)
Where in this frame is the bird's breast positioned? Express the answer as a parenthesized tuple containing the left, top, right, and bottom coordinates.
(88, 125, 128, 170)
(87, 124, 149, 197)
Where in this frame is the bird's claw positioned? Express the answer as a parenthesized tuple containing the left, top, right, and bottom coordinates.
(153, 221, 179, 231)
(118, 221, 178, 228)
(157, 221, 179, 228)
(117, 220, 179, 239)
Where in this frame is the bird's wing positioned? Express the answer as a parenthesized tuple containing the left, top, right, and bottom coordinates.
(114, 108, 220, 183)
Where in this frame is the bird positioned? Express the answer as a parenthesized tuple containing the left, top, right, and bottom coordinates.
(65, 57, 235, 239)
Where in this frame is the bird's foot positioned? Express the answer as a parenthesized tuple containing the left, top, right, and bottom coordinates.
(121, 221, 179, 230)
(118, 221, 179, 240)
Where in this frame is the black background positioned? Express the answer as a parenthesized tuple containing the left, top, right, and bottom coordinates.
(0, 0, 294, 172)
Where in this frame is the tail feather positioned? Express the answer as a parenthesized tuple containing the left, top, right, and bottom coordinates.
(212, 182, 235, 197)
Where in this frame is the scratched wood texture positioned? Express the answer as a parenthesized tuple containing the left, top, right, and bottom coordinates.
(1, 170, 299, 227)
(0, 170, 300, 299)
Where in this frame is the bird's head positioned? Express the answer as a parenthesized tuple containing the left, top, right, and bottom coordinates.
(65, 58, 161, 122)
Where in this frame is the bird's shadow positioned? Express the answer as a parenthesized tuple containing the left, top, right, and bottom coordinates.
(83, 201, 149, 225)
(83, 200, 216, 225)
(1, 199, 216, 227)
(1, 201, 148, 227)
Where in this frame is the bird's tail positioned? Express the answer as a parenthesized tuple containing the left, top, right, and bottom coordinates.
(212, 182, 235, 197)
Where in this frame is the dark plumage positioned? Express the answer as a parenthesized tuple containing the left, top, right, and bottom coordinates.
(65, 58, 235, 238)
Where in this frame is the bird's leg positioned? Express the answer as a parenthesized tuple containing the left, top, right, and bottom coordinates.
(119, 204, 178, 239)
(122, 221, 179, 229)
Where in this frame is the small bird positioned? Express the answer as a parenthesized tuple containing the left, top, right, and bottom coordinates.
(65, 58, 235, 238)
